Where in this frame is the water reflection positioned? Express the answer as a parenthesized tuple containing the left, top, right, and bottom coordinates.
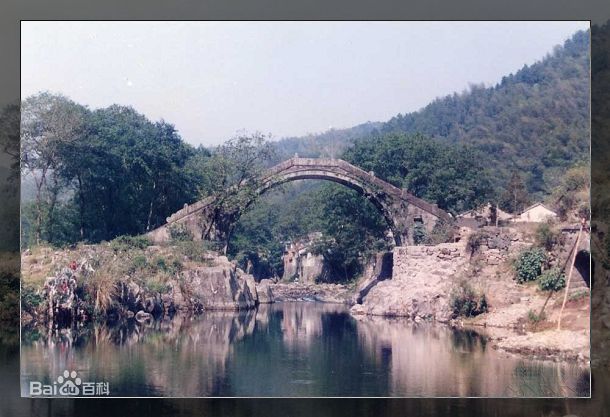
(21, 302, 589, 397)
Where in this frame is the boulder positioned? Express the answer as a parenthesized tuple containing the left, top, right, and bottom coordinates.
(256, 279, 275, 304)
(178, 258, 257, 311)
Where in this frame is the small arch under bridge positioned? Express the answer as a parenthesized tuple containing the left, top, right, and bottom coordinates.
(147, 157, 452, 246)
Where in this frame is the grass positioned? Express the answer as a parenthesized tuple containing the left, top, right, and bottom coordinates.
(526, 309, 546, 324)
(21, 238, 215, 311)
(568, 289, 589, 302)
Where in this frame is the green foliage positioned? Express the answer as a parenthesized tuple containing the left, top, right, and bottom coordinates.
(0, 254, 22, 329)
(500, 171, 530, 214)
(427, 220, 455, 245)
(514, 247, 547, 284)
(450, 280, 488, 318)
(200, 133, 276, 251)
(131, 255, 148, 271)
(344, 132, 494, 215)
(382, 31, 590, 200)
(568, 289, 589, 301)
(229, 182, 391, 282)
(552, 163, 589, 220)
(527, 309, 546, 324)
(173, 240, 210, 263)
(145, 280, 171, 294)
(411, 220, 453, 246)
(168, 223, 193, 241)
(157, 257, 181, 275)
(21, 284, 43, 314)
(21, 98, 206, 247)
(537, 268, 566, 292)
(535, 222, 561, 251)
(110, 235, 151, 252)
(412, 223, 427, 245)
(309, 185, 391, 282)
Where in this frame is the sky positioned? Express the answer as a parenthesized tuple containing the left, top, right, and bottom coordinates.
(21, 21, 589, 147)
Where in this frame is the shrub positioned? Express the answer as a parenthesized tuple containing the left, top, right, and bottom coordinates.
(174, 240, 213, 264)
(168, 223, 193, 241)
(413, 223, 427, 245)
(535, 222, 560, 251)
(155, 257, 168, 271)
(427, 220, 454, 245)
(514, 247, 546, 284)
(110, 235, 151, 252)
(146, 279, 170, 294)
(131, 255, 148, 270)
(527, 309, 546, 324)
(537, 268, 566, 292)
(466, 231, 486, 257)
(569, 290, 589, 301)
(21, 285, 44, 314)
(171, 259, 184, 273)
(450, 280, 488, 318)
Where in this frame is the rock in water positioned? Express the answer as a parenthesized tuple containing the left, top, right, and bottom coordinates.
(178, 257, 257, 310)
(256, 279, 275, 304)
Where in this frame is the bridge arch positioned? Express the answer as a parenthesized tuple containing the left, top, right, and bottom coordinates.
(253, 158, 406, 245)
(148, 157, 451, 247)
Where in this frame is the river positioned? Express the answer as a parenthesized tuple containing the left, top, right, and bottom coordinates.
(20, 302, 590, 397)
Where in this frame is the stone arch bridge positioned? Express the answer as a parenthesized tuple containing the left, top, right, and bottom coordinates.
(147, 157, 451, 246)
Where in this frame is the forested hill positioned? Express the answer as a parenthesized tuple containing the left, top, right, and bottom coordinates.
(272, 121, 381, 161)
(275, 30, 590, 198)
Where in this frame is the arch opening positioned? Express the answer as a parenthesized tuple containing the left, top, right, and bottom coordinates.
(248, 171, 402, 246)
(574, 250, 591, 288)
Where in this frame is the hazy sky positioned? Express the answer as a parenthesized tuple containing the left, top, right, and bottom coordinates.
(21, 21, 589, 146)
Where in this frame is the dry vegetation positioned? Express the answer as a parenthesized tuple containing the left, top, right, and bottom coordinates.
(21, 236, 219, 316)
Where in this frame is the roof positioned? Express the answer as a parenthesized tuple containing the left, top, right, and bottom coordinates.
(519, 202, 557, 215)
(458, 203, 512, 218)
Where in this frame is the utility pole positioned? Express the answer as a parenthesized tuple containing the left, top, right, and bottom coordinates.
(557, 217, 586, 331)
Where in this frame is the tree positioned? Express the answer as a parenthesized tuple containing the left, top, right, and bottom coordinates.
(501, 171, 530, 214)
(344, 132, 494, 215)
(20, 93, 88, 244)
(0, 104, 20, 251)
(21, 97, 204, 247)
(57, 105, 201, 243)
(200, 133, 276, 254)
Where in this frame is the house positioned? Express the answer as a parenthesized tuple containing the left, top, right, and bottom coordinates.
(513, 203, 557, 223)
(457, 203, 512, 226)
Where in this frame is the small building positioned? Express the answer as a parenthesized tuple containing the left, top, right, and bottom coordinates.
(513, 203, 557, 223)
(457, 203, 512, 227)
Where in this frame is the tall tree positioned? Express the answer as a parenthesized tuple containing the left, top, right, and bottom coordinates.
(501, 171, 530, 214)
(201, 133, 275, 253)
(20, 93, 88, 244)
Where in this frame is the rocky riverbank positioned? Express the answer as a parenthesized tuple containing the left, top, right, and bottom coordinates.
(350, 225, 591, 363)
(259, 281, 352, 304)
(20, 225, 591, 364)
(21, 239, 262, 326)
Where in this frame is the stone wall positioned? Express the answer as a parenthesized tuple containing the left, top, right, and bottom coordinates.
(352, 241, 468, 321)
(353, 227, 532, 321)
(392, 243, 464, 278)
